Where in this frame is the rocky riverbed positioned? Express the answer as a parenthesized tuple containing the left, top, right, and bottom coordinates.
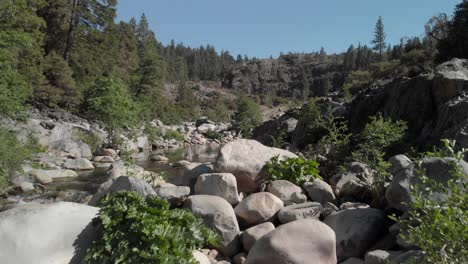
(1, 138, 461, 263)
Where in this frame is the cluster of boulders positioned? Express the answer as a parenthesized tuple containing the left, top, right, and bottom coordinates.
(148, 117, 239, 148)
(2, 139, 462, 263)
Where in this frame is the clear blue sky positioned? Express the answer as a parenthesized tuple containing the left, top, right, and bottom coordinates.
(117, 0, 460, 58)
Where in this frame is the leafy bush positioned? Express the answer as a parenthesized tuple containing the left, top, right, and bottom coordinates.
(342, 70, 372, 101)
(163, 129, 185, 141)
(203, 130, 223, 141)
(143, 124, 163, 142)
(265, 156, 321, 186)
(0, 128, 39, 189)
(73, 130, 103, 154)
(352, 115, 407, 191)
(370, 59, 400, 78)
(394, 140, 468, 263)
(84, 76, 138, 146)
(86, 191, 219, 264)
(233, 97, 263, 138)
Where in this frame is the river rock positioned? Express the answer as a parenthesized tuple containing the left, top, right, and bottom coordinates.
(50, 138, 93, 159)
(63, 158, 94, 170)
(28, 169, 52, 184)
(324, 208, 387, 260)
(95, 148, 117, 158)
(386, 157, 468, 211)
(89, 176, 156, 206)
(107, 161, 145, 179)
(93, 156, 115, 163)
(155, 183, 190, 205)
(214, 139, 297, 192)
(364, 250, 402, 264)
(0, 202, 99, 264)
(245, 219, 337, 264)
(184, 195, 240, 257)
(303, 179, 336, 204)
(277, 202, 322, 224)
(242, 222, 276, 252)
(233, 252, 247, 264)
(193, 250, 211, 264)
(195, 173, 240, 205)
(169, 162, 214, 189)
(266, 180, 307, 205)
(234, 192, 284, 227)
(150, 155, 169, 162)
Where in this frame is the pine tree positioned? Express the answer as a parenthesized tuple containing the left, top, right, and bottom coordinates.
(0, 0, 46, 116)
(372, 16, 387, 58)
(437, 0, 468, 62)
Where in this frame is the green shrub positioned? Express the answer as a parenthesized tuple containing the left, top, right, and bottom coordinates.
(73, 130, 103, 153)
(265, 156, 321, 186)
(0, 128, 39, 189)
(342, 70, 372, 101)
(352, 115, 407, 191)
(163, 129, 185, 141)
(86, 191, 219, 264)
(143, 124, 163, 142)
(393, 140, 468, 263)
(370, 59, 400, 78)
(233, 97, 263, 138)
(203, 130, 223, 141)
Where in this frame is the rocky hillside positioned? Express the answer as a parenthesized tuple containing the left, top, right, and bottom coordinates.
(349, 58, 468, 150)
(254, 59, 468, 152)
(223, 54, 344, 98)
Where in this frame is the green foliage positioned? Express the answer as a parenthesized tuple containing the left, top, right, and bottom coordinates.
(73, 130, 102, 154)
(233, 97, 263, 138)
(342, 70, 372, 101)
(315, 119, 352, 166)
(163, 130, 185, 142)
(0, 128, 40, 189)
(400, 49, 430, 76)
(370, 59, 400, 79)
(203, 130, 223, 141)
(394, 140, 468, 263)
(86, 191, 219, 264)
(352, 115, 407, 191)
(38, 51, 81, 109)
(0, 0, 46, 117)
(143, 124, 163, 143)
(266, 156, 321, 186)
(84, 76, 138, 144)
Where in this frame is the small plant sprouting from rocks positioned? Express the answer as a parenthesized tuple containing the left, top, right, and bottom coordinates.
(203, 130, 223, 141)
(163, 129, 185, 142)
(392, 139, 468, 263)
(265, 156, 321, 186)
(351, 114, 407, 193)
(86, 191, 219, 264)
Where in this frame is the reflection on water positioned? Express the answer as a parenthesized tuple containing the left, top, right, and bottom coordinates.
(136, 143, 221, 179)
(50, 144, 221, 192)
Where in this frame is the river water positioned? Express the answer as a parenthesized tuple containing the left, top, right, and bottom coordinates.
(50, 144, 222, 193)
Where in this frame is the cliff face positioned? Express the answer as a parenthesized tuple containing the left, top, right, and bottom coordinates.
(349, 59, 468, 149)
(223, 54, 345, 98)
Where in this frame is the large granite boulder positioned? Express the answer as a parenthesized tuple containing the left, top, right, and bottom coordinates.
(245, 219, 337, 264)
(277, 202, 322, 224)
(63, 158, 94, 170)
(184, 195, 240, 257)
(195, 173, 240, 205)
(266, 180, 307, 205)
(89, 176, 156, 206)
(386, 157, 468, 211)
(0, 202, 99, 264)
(242, 222, 275, 252)
(324, 208, 387, 260)
(234, 192, 284, 227)
(214, 139, 297, 192)
(303, 179, 336, 204)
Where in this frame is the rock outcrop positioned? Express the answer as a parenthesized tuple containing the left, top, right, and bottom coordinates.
(214, 139, 297, 192)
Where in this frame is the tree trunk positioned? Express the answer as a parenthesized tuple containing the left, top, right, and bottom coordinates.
(64, 0, 78, 62)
